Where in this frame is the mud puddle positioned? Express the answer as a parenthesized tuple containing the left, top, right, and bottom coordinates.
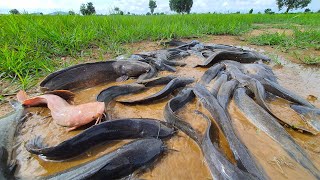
(7, 48, 320, 180)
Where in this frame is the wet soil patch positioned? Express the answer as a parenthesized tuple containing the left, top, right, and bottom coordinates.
(1, 36, 320, 180)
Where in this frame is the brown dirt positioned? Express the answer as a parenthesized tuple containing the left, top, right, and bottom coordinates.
(123, 40, 163, 53)
(252, 23, 304, 28)
(1, 35, 319, 115)
(248, 28, 294, 37)
(1, 35, 320, 179)
(6, 37, 319, 179)
(249, 23, 303, 37)
(241, 25, 319, 65)
(198, 35, 248, 46)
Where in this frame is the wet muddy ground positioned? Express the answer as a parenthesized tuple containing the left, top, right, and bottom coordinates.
(1, 33, 319, 116)
(7, 48, 319, 180)
(0, 34, 319, 179)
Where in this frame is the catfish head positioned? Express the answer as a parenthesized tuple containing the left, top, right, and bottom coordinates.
(0, 147, 8, 168)
(251, 51, 271, 62)
(113, 61, 151, 78)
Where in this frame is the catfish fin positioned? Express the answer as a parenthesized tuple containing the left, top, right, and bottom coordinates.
(9, 100, 23, 110)
(45, 90, 75, 103)
(22, 97, 47, 107)
(16, 90, 29, 103)
(116, 75, 129, 82)
(25, 136, 48, 154)
(8, 160, 18, 175)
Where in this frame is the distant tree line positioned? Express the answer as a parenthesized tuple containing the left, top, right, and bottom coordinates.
(69, 10, 75, 15)
(169, 0, 193, 14)
(149, 0, 157, 14)
(9, 9, 44, 15)
(8, 0, 319, 15)
(259, 0, 312, 14)
(277, 0, 311, 13)
(113, 7, 124, 15)
(80, 2, 95, 15)
(9, 9, 20, 14)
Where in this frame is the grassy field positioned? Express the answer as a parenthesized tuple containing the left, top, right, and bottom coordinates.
(0, 13, 320, 90)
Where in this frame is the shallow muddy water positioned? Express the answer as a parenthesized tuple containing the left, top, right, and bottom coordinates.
(9, 52, 320, 179)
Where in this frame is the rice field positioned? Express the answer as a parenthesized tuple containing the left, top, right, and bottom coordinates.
(0, 13, 320, 89)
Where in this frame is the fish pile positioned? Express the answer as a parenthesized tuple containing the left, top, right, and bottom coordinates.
(0, 40, 319, 179)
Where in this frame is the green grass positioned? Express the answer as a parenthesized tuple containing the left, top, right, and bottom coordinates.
(302, 56, 320, 65)
(249, 29, 320, 49)
(264, 52, 283, 65)
(0, 13, 320, 89)
(249, 33, 290, 46)
(292, 51, 320, 65)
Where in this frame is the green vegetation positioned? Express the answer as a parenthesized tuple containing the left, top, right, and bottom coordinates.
(80, 2, 96, 15)
(301, 56, 320, 64)
(264, 8, 275, 14)
(304, 8, 311, 13)
(0, 13, 319, 89)
(292, 51, 320, 65)
(149, 0, 157, 15)
(113, 7, 124, 15)
(276, 0, 311, 13)
(9, 9, 20, 15)
(249, 33, 289, 46)
(249, 29, 320, 49)
(169, 0, 193, 14)
(68, 10, 75, 15)
(265, 53, 283, 65)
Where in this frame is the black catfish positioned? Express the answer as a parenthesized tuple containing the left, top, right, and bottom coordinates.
(148, 58, 177, 72)
(217, 79, 239, 110)
(118, 77, 194, 104)
(291, 104, 320, 135)
(0, 101, 25, 164)
(169, 40, 199, 51)
(137, 64, 157, 81)
(25, 118, 175, 160)
(40, 61, 151, 91)
(0, 147, 15, 180)
(96, 83, 146, 103)
(161, 39, 187, 47)
(210, 72, 228, 97)
(163, 88, 200, 143)
(234, 88, 320, 179)
(137, 75, 176, 87)
(245, 79, 271, 113)
(225, 63, 253, 84)
(243, 63, 277, 83)
(196, 50, 271, 67)
(200, 63, 225, 84)
(45, 138, 165, 180)
(204, 44, 243, 51)
(262, 78, 314, 108)
(193, 84, 267, 180)
(222, 61, 277, 84)
(195, 111, 256, 180)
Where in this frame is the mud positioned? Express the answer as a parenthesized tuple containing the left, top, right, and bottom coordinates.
(272, 58, 320, 107)
(0, 40, 319, 179)
(229, 100, 318, 180)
